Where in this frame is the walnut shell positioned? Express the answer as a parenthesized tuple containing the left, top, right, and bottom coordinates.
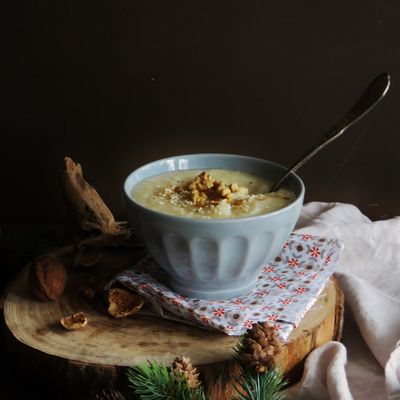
(28, 256, 67, 301)
(107, 288, 144, 318)
(60, 312, 88, 330)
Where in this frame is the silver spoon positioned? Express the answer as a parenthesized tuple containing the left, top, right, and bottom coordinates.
(270, 73, 391, 192)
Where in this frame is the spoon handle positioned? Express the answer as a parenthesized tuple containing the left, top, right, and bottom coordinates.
(270, 73, 391, 192)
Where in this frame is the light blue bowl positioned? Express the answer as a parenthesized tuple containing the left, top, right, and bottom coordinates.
(123, 154, 305, 300)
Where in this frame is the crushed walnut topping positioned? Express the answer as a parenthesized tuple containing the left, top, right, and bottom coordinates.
(172, 171, 249, 207)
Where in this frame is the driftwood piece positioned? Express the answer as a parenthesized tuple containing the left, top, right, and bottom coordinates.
(3, 244, 344, 399)
(60, 157, 138, 267)
(61, 157, 122, 237)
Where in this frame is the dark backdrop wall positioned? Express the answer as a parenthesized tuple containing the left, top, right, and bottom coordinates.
(2, 1, 400, 222)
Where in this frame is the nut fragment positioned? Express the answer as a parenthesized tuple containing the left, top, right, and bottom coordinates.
(184, 171, 250, 206)
(238, 186, 249, 195)
(190, 171, 214, 191)
(107, 288, 144, 318)
(190, 189, 208, 205)
(28, 256, 67, 302)
(230, 182, 239, 192)
(60, 312, 88, 330)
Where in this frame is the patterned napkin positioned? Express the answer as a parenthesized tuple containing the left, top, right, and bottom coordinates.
(107, 234, 342, 342)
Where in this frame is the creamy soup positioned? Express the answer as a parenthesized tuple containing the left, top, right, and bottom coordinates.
(131, 169, 296, 219)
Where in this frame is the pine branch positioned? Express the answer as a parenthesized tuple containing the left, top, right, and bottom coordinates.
(126, 361, 209, 400)
(126, 341, 285, 400)
(233, 367, 287, 400)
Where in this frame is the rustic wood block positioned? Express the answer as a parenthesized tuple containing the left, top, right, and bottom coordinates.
(2, 246, 344, 399)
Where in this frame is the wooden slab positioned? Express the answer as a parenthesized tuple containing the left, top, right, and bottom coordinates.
(2, 246, 344, 399)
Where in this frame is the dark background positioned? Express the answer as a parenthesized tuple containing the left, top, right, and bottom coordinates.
(2, 1, 400, 222)
(1, 3, 399, 397)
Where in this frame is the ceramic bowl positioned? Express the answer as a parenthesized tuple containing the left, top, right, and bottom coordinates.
(123, 154, 305, 300)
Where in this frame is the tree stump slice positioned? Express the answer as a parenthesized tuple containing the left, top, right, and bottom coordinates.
(2, 246, 344, 399)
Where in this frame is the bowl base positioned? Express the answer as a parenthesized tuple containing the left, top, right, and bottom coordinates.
(168, 278, 259, 301)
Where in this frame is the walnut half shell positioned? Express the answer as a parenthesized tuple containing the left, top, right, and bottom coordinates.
(28, 256, 67, 302)
(107, 288, 144, 318)
(60, 312, 88, 330)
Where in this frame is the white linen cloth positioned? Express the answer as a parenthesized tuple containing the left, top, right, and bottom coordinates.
(285, 202, 400, 400)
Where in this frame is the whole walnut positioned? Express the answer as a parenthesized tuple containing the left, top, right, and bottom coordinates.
(28, 256, 67, 301)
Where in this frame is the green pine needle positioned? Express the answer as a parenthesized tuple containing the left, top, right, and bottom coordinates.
(233, 368, 287, 400)
(126, 361, 209, 400)
(233, 334, 246, 357)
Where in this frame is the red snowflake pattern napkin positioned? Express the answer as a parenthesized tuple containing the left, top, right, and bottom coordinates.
(106, 234, 342, 341)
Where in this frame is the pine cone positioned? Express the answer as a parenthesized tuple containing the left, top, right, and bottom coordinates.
(173, 356, 200, 389)
(92, 388, 126, 400)
(238, 322, 282, 373)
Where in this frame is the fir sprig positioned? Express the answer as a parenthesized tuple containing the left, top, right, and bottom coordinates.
(126, 361, 209, 400)
(233, 367, 287, 400)
(126, 340, 287, 400)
